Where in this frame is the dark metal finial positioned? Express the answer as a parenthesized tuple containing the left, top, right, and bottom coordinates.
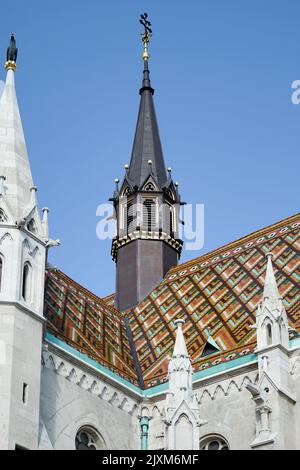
(6, 33, 18, 63)
(140, 13, 152, 37)
(140, 13, 152, 62)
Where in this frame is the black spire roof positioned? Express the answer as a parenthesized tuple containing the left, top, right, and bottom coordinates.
(127, 60, 167, 190)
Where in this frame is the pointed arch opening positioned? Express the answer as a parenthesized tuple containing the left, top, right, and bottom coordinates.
(75, 426, 106, 450)
(126, 199, 135, 233)
(168, 205, 174, 236)
(22, 262, 32, 302)
(200, 434, 229, 450)
(175, 414, 193, 450)
(143, 198, 157, 231)
(0, 255, 3, 292)
(266, 323, 272, 346)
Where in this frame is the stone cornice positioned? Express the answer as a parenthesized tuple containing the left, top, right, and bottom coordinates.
(45, 339, 143, 401)
(111, 229, 183, 261)
(43, 342, 141, 416)
(0, 300, 45, 324)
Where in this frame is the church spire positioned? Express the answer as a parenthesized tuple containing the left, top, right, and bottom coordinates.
(172, 319, 189, 357)
(0, 34, 35, 220)
(112, 15, 183, 311)
(263, 253, 281, 304)
(127, 14, 167, 190)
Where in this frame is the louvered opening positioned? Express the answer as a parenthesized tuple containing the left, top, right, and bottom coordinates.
(164, 204, 174, 236)
(126, 200, 134, 232)
(143, 199, 156, 231)
(170, 207, 173, 235)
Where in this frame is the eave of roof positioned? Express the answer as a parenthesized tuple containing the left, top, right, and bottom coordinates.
(44, 332, 300, 398)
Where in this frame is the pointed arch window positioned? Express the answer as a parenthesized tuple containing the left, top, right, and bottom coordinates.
(164, 203, 174, 236)
(22, 262, 32, 302)
(200, 435, 229, 450)
(143, 199, 157, 231)
(169, 206, 174, 235)
(75, 427, 106, 450)
(0, 256, 3, 292)
(267, 324, 272, 345)
(126, 199, 135, 233)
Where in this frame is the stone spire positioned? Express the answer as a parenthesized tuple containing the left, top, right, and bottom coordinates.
(0, 34, 34, 220)
(262, 253, 281, 310)
(256, 253, 289, 351)
(172, 319, 189, 358)
(168, 319, 193, 402)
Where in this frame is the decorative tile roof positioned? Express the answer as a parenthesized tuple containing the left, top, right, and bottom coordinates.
(127, 213, 300, 388)
(44, 269, 139, 386)
(44, 213, 300, 390)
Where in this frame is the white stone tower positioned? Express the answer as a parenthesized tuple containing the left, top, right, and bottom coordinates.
(247, 253, 295, 450)
(0, 35, 50, 450)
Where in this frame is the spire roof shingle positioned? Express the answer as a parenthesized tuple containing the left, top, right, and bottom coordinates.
(127, 61, 167, 190)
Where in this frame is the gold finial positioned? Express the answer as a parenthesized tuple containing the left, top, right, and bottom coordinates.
(140, 13, 152, 61)
(5, 61, 17, 72)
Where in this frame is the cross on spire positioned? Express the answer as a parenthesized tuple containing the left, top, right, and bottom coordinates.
(140, 13, 152, 61)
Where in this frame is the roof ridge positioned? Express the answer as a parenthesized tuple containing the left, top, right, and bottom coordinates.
(169, 212, 300, 274)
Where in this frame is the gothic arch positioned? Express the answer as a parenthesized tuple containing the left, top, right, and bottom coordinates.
(0, 232, 13, 246)
(99, 385, 108, 399)
(141, 406, 150, 417)
(75, 425, 107, 450)
(199, 389, 213, 404)
(200, 433, 230, 450)
(174, 413, 193, 450)
(67, 368, 78, 383)
(21, 261, 32, 302)
(56, 362, 68, 377)
(151, 405, 162, 419)
(212, 384, 226, 400)
(240, 375, 255, 390)
(291, 355, 300, 376)
(22, 238, 40, 258)
(45, 355, 57, 371)
(226, 380, 240, 396)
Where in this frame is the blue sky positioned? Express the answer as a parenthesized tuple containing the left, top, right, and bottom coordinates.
(0, 1, 299, 296)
